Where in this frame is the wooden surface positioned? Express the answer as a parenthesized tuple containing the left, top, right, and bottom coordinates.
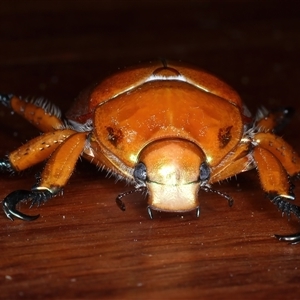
(1, 1, 300, 299)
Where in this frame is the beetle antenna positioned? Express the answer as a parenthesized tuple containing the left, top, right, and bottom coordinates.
(116, 187, 147, 211)
(200, 186, 234, 207)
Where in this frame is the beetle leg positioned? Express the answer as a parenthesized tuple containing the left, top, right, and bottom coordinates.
(253, 132, 300, 177)
(147, 206, 153, 219)
(34, 131, 88, 195)
(0, 157, 14, 173)
(274, 232, 300, 245)
(253, 148, 300, 219)
(0, 129, 76, 172)
(256, 107, 294, 133)
(3, 189, 51, 221)
(0, 93, 13, 107)
(269, 194, 300, 219)
(2, 132, 88, 221)
(195, 207, 200, 218)
(209, 142, 254, 183)
(253, 147, 292, 198)
(272, 196, 300, 244)
(1, 129, 77, 220)
(0, 93, 64, 132)
(243, 136, 300, 243)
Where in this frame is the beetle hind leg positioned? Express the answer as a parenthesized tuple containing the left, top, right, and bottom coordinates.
(0, 93, 64, 132)
(256, 106, 294, 133)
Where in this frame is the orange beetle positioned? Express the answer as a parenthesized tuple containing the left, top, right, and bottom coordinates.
(1, 60, 300, 243)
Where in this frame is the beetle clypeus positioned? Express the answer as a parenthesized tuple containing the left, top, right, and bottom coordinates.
(1, 60, 300, 243)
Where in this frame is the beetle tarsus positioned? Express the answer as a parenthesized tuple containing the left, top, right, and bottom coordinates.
(0, 93, 13, 108)
(274, 233, 300, 244)
(147, 206, 153, 219)
(274, 107, 295, 133)
(2, 189, 53, 221)
(29, 189, 53, 208)
(288, 182, 296, 199)
(0, 157, 14, 173)
(270, 195, 300, 219)
(3, 190, 40, 221)
(196, 207, 201, 218)
(270, 195, 300, 243)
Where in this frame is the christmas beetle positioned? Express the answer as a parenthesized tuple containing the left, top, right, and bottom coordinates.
(1, 60, 300, 243)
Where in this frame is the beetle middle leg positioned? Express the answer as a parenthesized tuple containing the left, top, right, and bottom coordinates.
(1, 131, 88, 221)
(3, 189, 52, 221)
(0, 130, 75, 220)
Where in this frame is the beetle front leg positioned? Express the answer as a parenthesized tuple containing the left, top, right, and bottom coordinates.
(253, 146, 298, 212)
(2, 132, 88, 221)
(274, 232, 300, 244)
(253, 132, 300, 177)
(253, 146, 300, 242)
(269, 195, 300, 244)
(3, 189, 52, 221)
(253, 147, 293, 200)
(1, 130, 76, 220)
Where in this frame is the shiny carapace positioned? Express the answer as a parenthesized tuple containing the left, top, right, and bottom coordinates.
(1, 60, 300, 243)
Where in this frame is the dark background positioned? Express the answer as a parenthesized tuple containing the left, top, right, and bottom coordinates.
(1, 1, 300, 299)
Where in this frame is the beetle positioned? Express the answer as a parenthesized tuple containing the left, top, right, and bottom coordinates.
(1, 60, 300, 243)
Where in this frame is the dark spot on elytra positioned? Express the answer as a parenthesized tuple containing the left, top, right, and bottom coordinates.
(106, 127, 123, 147)
(218, 126, 233, 148)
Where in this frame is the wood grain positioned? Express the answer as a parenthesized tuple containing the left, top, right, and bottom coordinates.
(1, 1, 300, 299)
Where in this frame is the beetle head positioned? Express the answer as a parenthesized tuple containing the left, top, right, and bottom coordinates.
(135, 139, 208, 213)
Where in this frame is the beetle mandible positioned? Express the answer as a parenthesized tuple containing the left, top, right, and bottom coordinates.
(1, 60, 300, 243)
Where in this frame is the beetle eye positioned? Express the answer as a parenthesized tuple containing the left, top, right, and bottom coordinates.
(133, 162, 147, 184)
(199, 162, 210, 181)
